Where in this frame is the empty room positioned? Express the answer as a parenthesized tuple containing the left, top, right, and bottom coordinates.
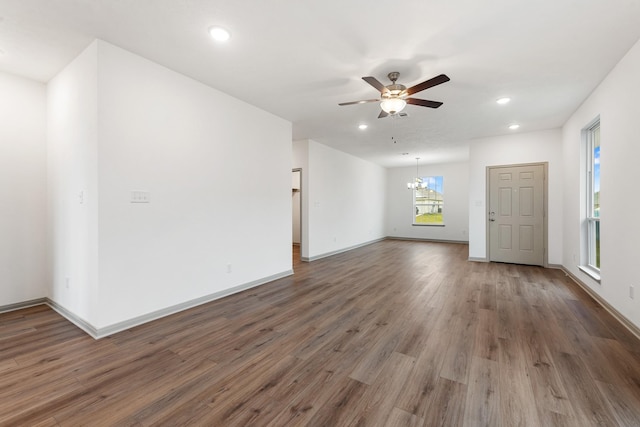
(1, 1, 640, 425)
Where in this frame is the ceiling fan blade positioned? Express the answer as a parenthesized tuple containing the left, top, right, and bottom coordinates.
(378, 110, 389, 118)
(362, 76, 389, 93)
(338, 98, 380, 106)
(406, 98, 443, 108)
(406, 74, 450, 96)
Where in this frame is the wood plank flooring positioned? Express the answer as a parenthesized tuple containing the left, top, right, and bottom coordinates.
(2, 240, 640, 426)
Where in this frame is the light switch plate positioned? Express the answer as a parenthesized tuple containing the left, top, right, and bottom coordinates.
(131, 191, 150, 203)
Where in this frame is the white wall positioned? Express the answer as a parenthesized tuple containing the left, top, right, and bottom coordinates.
(95, 41, 292, 328)
(294, 139, 386, 261)
(387, 161, 469, 242)
(47, 40, 292, 331)
(562, 37, 640, 328)
(0, 72, 47, 306)
(46, 41, 102, 325)
(468, 129, 563, 264)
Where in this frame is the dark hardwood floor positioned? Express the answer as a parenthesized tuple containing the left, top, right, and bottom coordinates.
(2, 240, 640, 426)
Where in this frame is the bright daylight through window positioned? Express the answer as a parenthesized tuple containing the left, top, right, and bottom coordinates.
(586, 120, 600, 271)
(413, 176, 444, 225)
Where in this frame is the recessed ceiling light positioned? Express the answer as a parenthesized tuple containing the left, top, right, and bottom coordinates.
(209, 26, 231, 42)
(509, 124, 520, 130)
(496, 97, 511, 105)
(358, 124, 368, 130)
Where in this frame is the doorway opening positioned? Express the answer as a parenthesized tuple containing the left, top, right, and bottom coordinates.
(292, 169, 302, 266)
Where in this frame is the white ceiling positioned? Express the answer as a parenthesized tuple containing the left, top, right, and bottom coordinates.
(1, 0, 639, 167)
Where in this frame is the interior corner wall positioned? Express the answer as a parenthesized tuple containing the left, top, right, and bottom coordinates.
(562, 37, 640, 329)
(46, 41, 100, 324)
(0, 71, 47, 307)
(468, 129, 563, 264)
(386, 161, 469, 242)
(94, 40, 292, 329)
(304, 140, 387, 260)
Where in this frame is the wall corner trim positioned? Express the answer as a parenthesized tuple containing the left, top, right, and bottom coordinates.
(46, 298, 100, 338)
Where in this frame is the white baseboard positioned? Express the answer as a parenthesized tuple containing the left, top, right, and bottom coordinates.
(46, 298, 100, 337)
(561, 267, 640, 341)
(90, 269, 294, 339)
(302, 237, 386, 262)
(468, 257, 488, 262)
(7, 257, 638, 345)
(302, 237, 469, 263)
(4, 269, 293, 340)
(386, 236, 469, 244)
(0, 298, 47, 314)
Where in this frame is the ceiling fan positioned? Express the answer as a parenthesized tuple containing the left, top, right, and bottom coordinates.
(339, 72, 450, 118)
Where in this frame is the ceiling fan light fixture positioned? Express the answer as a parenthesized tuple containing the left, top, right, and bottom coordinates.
(339, 72, 449, 118)
(380, 97, 407, 115)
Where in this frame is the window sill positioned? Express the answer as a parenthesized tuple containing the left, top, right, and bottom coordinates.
(412, 223, 445, 227)
(578, 265, 601, 283)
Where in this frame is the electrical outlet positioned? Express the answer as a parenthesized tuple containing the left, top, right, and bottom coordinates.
(226, 263, 232, 273)
(65, 277, 70, 289)
(630, 285, 635, 299)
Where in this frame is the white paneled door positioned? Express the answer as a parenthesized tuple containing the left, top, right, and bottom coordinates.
(488, 164, 545, 266)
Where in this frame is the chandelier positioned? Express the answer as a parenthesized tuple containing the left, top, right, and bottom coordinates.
(407, 157, 427, 190)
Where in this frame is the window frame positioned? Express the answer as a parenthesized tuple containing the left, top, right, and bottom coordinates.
(412, 175, 445, 226)
(584, 119, 600, 274)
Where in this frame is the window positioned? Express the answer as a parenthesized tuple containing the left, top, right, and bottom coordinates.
(586, 120, 600, 271)
(414, 176, 444, 225)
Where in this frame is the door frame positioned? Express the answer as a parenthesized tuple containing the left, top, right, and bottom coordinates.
(292, 168, 303, 252)
(485, 162, 548, 267)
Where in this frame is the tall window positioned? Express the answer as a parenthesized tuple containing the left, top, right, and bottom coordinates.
(586, 120, 600, 270)
(414, 176, 444, 225)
